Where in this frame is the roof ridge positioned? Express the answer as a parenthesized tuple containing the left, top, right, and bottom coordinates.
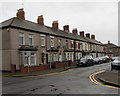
(1, 17, 16, 24)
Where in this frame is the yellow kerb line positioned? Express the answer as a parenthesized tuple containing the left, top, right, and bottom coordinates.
(89, 70, 120, 89)
(1, 69, 73, 78)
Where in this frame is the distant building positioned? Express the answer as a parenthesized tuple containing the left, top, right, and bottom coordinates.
(103, 41, 120, 57)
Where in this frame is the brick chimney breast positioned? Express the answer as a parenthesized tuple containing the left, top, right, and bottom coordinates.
(63, 25, 69, 32)
(52, 20, 59, 29)
(16, 8, 25, 20)
(37, 15, 44, 25)
(91, 34, 95, 40)
(72, 28, 78, 35)
(86, 33, 90, 39)
(80, 31, 84, 37)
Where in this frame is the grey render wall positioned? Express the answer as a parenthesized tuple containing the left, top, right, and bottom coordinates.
(0, 29, 2, 71)
(2, 28, 11, 70)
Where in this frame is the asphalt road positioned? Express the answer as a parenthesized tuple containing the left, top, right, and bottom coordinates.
(2, 63, 119, 94)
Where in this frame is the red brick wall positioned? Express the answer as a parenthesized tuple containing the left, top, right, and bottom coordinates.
(21, 65, 50, 73)
(11, 64, 16, 73)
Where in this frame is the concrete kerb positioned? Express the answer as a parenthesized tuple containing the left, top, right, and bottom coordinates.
(2, 66, 75, 78)
(92, 70, 120, 89)
(98, 78, 120, 88)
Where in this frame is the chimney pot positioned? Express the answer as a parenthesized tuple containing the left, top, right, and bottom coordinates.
(72, 28, 78, 35)
(52, 20, 59, 29)
(86, 33, 90, 39)
(37, 15, 44, 25)
(80, 31, 84, 37)
(16, 8, 25, 20)
(63, 25, 69, 32)
(108, 40, 110, 44)
(91, 34, 95, 40)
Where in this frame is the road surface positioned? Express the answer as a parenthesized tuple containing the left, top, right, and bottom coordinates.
(2, 63, 119, 94)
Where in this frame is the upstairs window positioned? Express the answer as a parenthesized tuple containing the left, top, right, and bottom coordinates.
(29, 34, 33, 45)
(78, 42, 80, 49)
(66, 40, 68, 49)
(41, 37, 45, 47)
(58, 39, 62, 47)
(19, 33, 24, 45)
(70, 41, 74, 49)
(51, 38, 54, 47)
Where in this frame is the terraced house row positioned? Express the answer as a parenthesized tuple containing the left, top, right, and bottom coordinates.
(0, 8, 111, 72)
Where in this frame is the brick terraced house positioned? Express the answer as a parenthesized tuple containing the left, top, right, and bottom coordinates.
(103, 41, 120, 57)
(0, 8, 108, 72)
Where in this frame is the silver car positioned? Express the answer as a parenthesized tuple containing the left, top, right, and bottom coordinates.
(111, 57, 120, 70)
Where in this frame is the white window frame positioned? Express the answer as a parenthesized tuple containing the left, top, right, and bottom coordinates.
(41, 36, 45, 47)
(66, 40, 68, 48)
(24, 52, 36, 66)
(51, 38, 54, 47)
(71, 40, 74, 49)
(19, 33, 25, 45)
(29, 34, 34, 46)
(76, 41, 78, 49)
(58, 39, 62, 47)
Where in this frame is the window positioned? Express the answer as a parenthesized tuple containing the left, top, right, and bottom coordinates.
(29, 34, 33, 45)
(70, 41, 74, 49)
(30, 52, 36, 65)
(76, 42, 78, 49)
(19, 33, 24, 45)
(24, 52, 29, 65)
(51, 38, 54, 47)
(58, 39, 62, 47)
(67, 53, 69, 60)
(66, 40, 68, 48)
(41, 37, 45, 46)
(24, 52, 36, 66)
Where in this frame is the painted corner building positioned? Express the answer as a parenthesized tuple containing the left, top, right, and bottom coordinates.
(0, 8, 119, 72)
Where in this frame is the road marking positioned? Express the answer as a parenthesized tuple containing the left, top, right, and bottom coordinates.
(1, 69, 73, 78)
(89, 70, 120, 89)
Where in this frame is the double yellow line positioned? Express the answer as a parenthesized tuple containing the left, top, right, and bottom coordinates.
(89, 70, 120, 89)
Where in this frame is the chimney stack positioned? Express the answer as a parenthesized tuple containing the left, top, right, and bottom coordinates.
(63, 25, 69, 32)
(52, 21, 59, 29)
(16, 8, 25, 20)
(37, 15, 44, 25)
(108, 40, 110, 44)
(80, 31, 84, 37)
(72, 28, 78, 35)
(86, 33, 90, 39)
(91, 34, 95, 40)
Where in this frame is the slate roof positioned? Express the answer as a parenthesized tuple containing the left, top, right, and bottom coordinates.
(103, 43, 120, 48)
(0, 17, 102, 45)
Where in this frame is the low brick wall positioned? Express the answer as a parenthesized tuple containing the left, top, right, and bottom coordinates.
(20, 61, 76, 73)
(55, 62, 68, 68)
(10, 64, 16, 73)
(70, 61, 77, 66)
(21, 64, 50, 73)
(54, 61, 76, 68)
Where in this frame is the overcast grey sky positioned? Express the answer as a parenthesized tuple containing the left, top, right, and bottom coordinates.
(1, 1, 118, 45)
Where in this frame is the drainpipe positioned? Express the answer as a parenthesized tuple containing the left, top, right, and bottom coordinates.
(74, 40, 76, 61)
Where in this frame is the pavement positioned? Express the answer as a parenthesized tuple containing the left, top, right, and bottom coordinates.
(94, 69, 120, 88)
(1, 66, 76, 77)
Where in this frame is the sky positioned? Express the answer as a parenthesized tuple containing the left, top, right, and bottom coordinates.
(0, 0, 119, 45)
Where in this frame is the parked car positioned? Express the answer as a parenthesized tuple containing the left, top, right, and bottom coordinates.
(77, 56, 94, 67)
(111, 57, 120, 70)
(100, 56, 110, 63)
(111, 57, 118, 61)
(93, 57, 103, 64)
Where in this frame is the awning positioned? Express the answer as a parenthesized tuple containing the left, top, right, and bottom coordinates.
(18, 45, 38, 51)
(47, 47, 59, 52)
